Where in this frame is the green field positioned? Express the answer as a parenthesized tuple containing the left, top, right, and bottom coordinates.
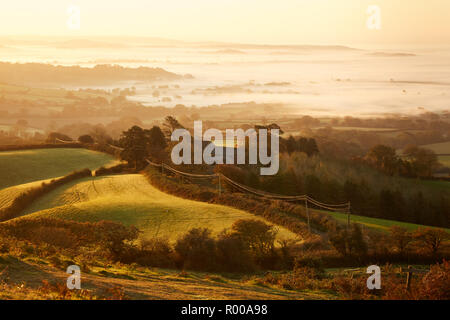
(327, 211, 450, 233)
(0, 148, 117, 189)
(19, 174, 299, 242)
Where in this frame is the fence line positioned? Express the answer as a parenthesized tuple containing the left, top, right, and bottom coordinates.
(145, 159, 351, 220)
(55, 138, 79, 144)
(107, 143, 125, 151)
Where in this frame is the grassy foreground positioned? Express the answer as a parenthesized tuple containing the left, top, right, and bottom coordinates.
(18, 174, 299, 242)
(0, 254, 329, 300)
(0, 148, 117, 189)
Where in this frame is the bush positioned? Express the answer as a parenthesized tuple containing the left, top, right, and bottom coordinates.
(216, 231, 255, 272)
(95, 163, 128, 176)
(230, 219, 279, 268)
(135, 237, 175, 268)
(329, 224, 367, 258)
(78, 134, 94, 144)
(0, 218, 139, 263)
(175, 228, 217, 271)
(413, 228, 449, 257)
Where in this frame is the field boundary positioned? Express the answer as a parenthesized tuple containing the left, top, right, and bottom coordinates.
(0, 169, 92, 222)
(143, 165, 341, 237)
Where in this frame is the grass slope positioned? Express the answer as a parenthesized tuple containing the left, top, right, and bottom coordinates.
(19, 174, 299, 242)
(0, 148, 116, 189)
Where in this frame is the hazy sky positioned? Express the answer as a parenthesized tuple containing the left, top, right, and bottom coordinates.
(1, 0, 449, 45)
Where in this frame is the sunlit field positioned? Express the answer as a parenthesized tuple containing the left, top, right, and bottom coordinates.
(0, 0, 449, 303)
(0, 148, 116, 189)
(19, 174, 298, 242)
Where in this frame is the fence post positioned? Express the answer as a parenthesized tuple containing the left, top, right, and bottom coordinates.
(161, 163, 164, 175)
(406, 266, 412, 290)
(305, 197, 311, 233)
(218, 174, 222, 196)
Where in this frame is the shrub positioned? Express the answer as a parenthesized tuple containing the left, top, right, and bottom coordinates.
(231, 219, 276, 256)
(389, 226, 412, 255)
(78, 134, 94, 144)
(174, 228, 217, 271)
(413, 228, 449, 257)
(329, 224, 367, 258)
(216, 231, 255, 272)
(95, 163, 128, 176)
(135, 237, 175, 268)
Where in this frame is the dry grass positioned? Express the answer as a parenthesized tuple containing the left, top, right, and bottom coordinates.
(0, 255, 328, 300)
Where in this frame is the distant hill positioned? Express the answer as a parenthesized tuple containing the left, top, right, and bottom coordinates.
(0, 62, 182, 86)
(368, 52, 416, 57)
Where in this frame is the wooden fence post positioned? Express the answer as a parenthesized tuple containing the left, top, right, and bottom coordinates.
(399, 265, 428, 291)
(406, 266, 412, 290)
(218, 174, 222, 196)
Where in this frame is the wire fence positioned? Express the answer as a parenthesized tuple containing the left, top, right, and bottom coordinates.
(55, 140, 352, 216)
(145, 159, 351, 216)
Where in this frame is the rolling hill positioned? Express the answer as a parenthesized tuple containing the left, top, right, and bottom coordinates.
(18, 174, 299, 242)
(0, 148, 117, 189)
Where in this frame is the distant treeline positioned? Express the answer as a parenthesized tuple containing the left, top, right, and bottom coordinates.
(230, 156, 450, 229)
(0, 62, 182, 86)
(0, 169, 92, 222)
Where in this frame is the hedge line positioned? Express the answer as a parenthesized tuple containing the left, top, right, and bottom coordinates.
(95, 163, 129, 176)
(143, 167, 339, 238)
(0, 169, 92, 222)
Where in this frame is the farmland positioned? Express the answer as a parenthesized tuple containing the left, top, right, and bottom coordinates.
(0, 148, 117, 189)
(18, 174, 299, 242)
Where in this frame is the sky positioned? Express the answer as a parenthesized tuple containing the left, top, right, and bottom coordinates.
(1, 0, 450, 45)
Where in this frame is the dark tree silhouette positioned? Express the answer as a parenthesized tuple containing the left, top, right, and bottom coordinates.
(147, 126, 168, 162)
(162, 116, 184, 138)
(119, 126, 150, 169)
(78, 134, 94, 144)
